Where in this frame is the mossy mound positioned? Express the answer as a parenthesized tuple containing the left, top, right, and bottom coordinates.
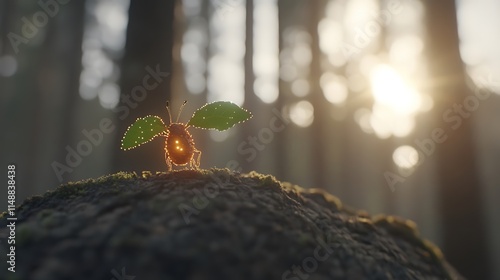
(0, 169, 463, 280)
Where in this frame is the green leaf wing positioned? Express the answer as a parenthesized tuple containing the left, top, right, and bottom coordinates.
(121, 115, 167, 150)
(187, 101, 252, 131)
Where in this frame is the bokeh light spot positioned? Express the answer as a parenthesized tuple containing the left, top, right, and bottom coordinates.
(393, 145, 419, 169)
(290, 100, 314, 127)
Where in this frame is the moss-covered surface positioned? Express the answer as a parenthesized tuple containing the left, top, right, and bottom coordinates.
(0, 169, 464, 280)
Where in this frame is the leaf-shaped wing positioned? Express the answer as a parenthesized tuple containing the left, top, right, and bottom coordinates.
(121, 115, 167, 150)
(187, 101, 252, 131)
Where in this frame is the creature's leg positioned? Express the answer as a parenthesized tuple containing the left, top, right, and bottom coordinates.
(165, 148, 172, 171)
(191, 149, 201, 169)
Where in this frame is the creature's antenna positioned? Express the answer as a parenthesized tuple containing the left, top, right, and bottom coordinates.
(166, 101, 173, 124)
(176, 100, 188, 123)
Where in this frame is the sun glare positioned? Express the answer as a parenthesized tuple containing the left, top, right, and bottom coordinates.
(367, 64, 424, 138)
(370, 64, 421, 114)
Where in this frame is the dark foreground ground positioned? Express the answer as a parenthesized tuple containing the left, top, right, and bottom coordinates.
(0, 169, 464, 280)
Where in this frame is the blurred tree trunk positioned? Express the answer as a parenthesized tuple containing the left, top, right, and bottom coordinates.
(0, 1, 34, 211)
(0, 1, 85, 203)
(424, 1, 490, 279)
(275, 0, 293, 181)
(240, 0, 257, 172)
(308, 0, 329, 188)
(49, 1, 86, 186)
(113, 0, 174, 173)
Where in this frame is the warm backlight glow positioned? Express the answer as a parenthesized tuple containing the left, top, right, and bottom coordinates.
(368, 64, 424, 138)
(371, 64, 421, 114)
(253, 0, 279, 103)
(207, 0, 245, 106)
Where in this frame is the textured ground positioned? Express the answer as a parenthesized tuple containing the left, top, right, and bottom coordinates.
(0, 169, 464, 280)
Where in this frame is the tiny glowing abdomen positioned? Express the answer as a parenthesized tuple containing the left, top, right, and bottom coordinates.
(165, 124, 195, 165)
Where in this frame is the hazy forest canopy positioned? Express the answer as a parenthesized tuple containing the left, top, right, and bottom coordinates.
(1, 0, 500, 279)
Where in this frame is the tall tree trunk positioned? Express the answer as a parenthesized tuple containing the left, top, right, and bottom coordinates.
(308, 0, 329, 189)
(240, 0, 257, 172)
(0, 1, 85, 203)
(0, 2, 34, 211)
(113, 1, 175, 173)
(424, 1, 490, 279)
(50, 0, 86, 186)
(275, 0, 293, 181)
